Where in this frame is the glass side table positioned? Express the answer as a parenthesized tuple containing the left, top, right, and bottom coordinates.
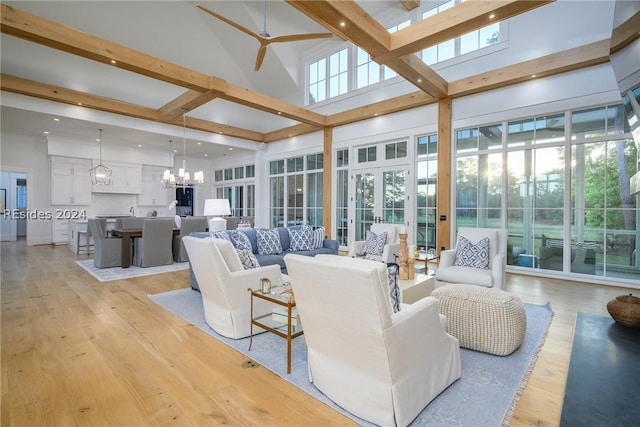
(247, 287, 303, 374)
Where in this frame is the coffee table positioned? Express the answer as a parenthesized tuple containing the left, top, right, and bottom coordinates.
(247, 287, 303, 374)
(398, 273, 435, 304)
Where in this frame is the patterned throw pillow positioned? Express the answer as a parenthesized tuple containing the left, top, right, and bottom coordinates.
(210, 230, 231, 241)
(231, 231, 253, 252)
(288, 226, 313, 251)
(453, 236, 490, 269)
(237, 249, 260, 269)
(387, 263, 401, 313)
(364, 230, 388, 256)
(256, 228, 283, 255)
(310, 226, 325, 249)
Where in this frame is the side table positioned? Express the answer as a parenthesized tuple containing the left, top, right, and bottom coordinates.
(247, 287, 304, 374)
(398, 273, 435, 304)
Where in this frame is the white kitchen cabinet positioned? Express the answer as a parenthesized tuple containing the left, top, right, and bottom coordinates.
(92, 162, 142, 194)
(50, 156, 92, 205)
(138, 166, 171, 206)
(52, 218, 68, 245)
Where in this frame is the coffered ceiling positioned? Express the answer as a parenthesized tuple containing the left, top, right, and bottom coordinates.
(1, 1, 636, 159)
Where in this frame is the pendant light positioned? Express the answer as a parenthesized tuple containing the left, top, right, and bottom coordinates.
(89, 128, 112, 185)
(161, 110, 204, 188)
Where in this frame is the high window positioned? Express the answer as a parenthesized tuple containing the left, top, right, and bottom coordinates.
(421, 0, 500, 65)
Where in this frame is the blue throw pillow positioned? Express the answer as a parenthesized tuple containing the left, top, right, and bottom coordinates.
(364, 230, 387, 256)
(256, 228, 283, 255)
(453, 236, 490, 269)
(288, 225, 313, 251)
(387, 263, 401, 313)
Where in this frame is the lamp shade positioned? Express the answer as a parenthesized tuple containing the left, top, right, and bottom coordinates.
(203, 199, 231, 216)
(204, 199, 231, 232)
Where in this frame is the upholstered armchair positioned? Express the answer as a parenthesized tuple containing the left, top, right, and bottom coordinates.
(183, 236, 286, 339)
(284, 253, 461, 427)
(347, 223, 401, 264)
(435, 227, 507, 289)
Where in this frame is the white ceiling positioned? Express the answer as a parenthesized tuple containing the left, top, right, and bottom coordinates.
(0, 1, 401, 158)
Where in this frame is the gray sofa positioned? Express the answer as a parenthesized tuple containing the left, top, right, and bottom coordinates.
(188, 226, 339, 291)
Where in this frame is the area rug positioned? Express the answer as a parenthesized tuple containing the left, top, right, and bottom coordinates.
(149, 287, 553, 426)
(560, 312, 640, 427)
(76, 259, 189, 282)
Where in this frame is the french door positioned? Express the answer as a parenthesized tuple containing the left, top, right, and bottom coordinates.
(350, 166, 407, 242)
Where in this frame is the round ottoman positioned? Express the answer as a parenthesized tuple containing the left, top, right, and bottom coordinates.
(431, 284, 527, 356)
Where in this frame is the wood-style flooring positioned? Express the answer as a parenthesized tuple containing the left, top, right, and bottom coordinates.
(1, 240, 636, 426)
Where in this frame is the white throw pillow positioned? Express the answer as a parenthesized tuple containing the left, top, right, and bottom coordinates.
(310, 226, 325, 249)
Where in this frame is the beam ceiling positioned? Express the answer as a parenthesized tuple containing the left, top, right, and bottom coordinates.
(1, 1, 633, 146)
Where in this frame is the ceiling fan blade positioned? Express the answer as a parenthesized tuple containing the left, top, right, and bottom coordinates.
(254, 45, 268, 71)
(196, 4, 262, 41)
(268, 33, 334, 43)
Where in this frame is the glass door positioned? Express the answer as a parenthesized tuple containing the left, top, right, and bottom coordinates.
(351, 166, 407, 242)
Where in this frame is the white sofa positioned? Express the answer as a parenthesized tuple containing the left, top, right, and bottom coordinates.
(435, 227, 507, 289)
(183, 236, 287, 339)
(284, 253, 461, 427)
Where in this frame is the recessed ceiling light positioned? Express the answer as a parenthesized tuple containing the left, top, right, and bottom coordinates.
(77, 102, 82, 106)
(43, 131, 49, 135)
(489, 14, 495, 19)
(531, 74, 536, 78)
(137, 144, 142, 148)
(277, 111, 282, 115)
(110, 60, 116, 64)
(173, 149, 178, 153)
(204, 154, 208, 157)
(53, 118, 60, 122)
(228, 147, 233, 150)
(340, 21, 346, 27)
(197, 142, 201, 145)
(417, 78, 422, 83)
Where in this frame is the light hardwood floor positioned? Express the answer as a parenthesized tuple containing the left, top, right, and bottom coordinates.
(1, 240, 635, 426)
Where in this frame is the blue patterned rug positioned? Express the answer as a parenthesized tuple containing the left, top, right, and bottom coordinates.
(76, 259, 189, 282)
(149, 288, 553, 426)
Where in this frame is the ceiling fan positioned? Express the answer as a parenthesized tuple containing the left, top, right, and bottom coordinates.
(197, 2, 333, 71)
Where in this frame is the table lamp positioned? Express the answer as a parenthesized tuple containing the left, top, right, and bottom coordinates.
(203, 199, 231, 232)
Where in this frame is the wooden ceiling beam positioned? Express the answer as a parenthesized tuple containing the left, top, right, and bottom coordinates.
(400, 1, 419, 12)
(448, 40, 611, 98)
(158, 90, 220, 122)
(327, 91, 436, 127)
(0, 4, 223, 93)
(221, 83, 326, 127)
(389, 1, 554, 58)
(263, 123, 322, 143)
(610, 10, 640, 54)
(287, 0, 447, 98)
(1, 74, 159, 121)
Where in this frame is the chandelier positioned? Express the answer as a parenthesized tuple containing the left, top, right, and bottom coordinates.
(161, 110, 204, 188)
(89, 128, 112, 185)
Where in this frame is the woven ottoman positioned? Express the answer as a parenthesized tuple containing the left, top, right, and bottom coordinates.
(431, 284, 526, 356)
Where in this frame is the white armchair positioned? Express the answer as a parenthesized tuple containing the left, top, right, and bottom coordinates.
(284, 253, 461, 427)
(182, 236, 286, 339)
(347, 223, 401, 264)
(435, 227, 507, 290)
